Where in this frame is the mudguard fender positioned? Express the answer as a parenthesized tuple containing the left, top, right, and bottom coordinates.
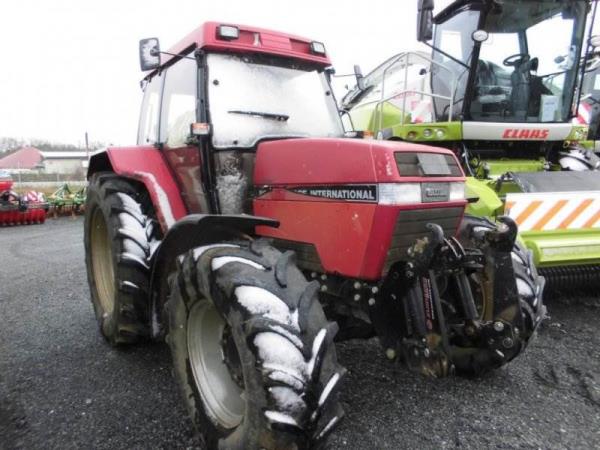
(465, 177, 503, 218)
(149, 214, 279, 337)
(88, 146, 187, 231)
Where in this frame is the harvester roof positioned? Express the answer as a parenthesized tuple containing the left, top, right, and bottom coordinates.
(148, 21, 330, 79)
(435, 0, 587, 31)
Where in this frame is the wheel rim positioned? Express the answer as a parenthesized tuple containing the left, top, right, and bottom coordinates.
(187, 300, 244, 429)
(90, 207, 115, 314)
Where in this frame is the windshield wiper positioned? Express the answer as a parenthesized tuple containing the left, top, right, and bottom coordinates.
(227, 110, 289, 121)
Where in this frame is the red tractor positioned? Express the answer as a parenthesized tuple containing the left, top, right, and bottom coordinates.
(84, 22, 544, 449)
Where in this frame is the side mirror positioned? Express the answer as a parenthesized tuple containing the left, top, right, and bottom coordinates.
(139, 37, 161, 71)
(354, 65, 366, 91)
(417, 0, 435, 42)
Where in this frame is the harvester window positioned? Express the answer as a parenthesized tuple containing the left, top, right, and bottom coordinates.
(467, 1, 586, 122)
(160, 53, 197, 148)
(137, 73, 163, 145)
(431, 9, 479, 120)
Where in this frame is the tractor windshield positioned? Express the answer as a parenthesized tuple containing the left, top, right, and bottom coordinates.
(432, 0, 588, 123)
(207, 53, 344, 149)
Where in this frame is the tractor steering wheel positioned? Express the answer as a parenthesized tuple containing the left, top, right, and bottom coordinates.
(503, 53, 530, 67)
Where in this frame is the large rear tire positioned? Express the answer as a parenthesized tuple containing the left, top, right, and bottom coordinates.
(167, 240, 345, 449)
(452, 214, 546, 375)
(84, 173, 161, 345)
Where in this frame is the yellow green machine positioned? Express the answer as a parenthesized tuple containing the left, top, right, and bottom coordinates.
(579, 34, 600, 153)
(342, 0, 600, 291)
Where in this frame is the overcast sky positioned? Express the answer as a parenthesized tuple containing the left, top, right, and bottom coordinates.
(0, 1, 448, 147)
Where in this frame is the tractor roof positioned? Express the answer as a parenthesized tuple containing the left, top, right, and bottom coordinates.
(148, 21, 330, 79)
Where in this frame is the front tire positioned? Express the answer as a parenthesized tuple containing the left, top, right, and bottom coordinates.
(167, 240, 345, 449)
(84, 173, 161, 345)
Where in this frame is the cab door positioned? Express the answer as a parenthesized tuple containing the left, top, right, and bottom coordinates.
(160, 54, 209, 213)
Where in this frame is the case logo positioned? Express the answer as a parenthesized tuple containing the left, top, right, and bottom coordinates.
(290, 185, 378, 202)
(502, 128, 550, 139)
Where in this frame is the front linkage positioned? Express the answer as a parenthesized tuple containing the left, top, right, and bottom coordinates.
(371, 217, 529, 377)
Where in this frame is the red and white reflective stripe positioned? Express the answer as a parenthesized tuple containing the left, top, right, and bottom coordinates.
(505, 192, 600, 231)
(573, 102, 592, 125)
(408, 99, 433, 124)
(390, 94, 433, 124)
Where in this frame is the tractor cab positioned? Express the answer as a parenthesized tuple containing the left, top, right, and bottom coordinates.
(137, 23, 343, 216)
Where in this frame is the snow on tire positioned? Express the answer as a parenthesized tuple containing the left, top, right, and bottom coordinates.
(84, 172, 161, 345)
(167, 240, 345, 449)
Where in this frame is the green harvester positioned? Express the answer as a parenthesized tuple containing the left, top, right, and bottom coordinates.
(342, 0, 600, 291)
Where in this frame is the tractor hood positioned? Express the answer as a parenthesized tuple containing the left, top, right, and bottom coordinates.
(253, 137, 464, 186)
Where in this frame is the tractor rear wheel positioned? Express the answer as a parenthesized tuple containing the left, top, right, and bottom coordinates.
(84, 173, 161, 345)
(167, 240, 345, 449)
(452, 214, 546, 375)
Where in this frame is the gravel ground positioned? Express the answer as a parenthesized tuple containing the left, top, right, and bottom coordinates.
(1, 217, 599, 449)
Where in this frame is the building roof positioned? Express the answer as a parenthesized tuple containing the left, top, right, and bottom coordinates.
(40, 151, 88, 159)
(0, 147, 43, 169)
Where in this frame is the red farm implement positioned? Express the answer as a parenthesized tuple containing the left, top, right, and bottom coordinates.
(0, 171, 48, 226)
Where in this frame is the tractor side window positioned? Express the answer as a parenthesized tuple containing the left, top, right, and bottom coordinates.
(137, 73, 163, 145)
(160, 54, 197, 148)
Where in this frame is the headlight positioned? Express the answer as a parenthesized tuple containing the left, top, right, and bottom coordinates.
(435, 129, 446, 139)
(423, 129, 433, 138)
(378, 182, 465, 205)
(217, 25, 240, 40)
(378, 183, 422, 205)
(449, 182, 465, 201)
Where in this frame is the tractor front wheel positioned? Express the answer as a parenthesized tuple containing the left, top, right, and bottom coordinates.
(167, 240, 345, 449)
(84, 173, 161, 345)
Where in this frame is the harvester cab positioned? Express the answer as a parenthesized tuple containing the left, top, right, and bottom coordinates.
(342, 0, 600, 291)
(84, 22, 544, 449)
(580, 33, 600, 152)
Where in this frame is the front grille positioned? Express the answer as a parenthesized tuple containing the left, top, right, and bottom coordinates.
(383, 207, 463, 274)
(395, 152, 462, 177)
